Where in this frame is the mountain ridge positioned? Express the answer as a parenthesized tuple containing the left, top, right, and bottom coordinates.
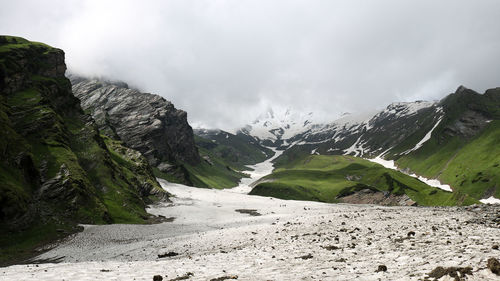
(212, 86, 499, 203)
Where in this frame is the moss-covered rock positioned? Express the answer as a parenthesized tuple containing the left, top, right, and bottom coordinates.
(0, 36, 167, 265)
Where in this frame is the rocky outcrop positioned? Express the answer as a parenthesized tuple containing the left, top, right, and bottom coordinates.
(70, 76, 200, 166)
(338, 189, 417, 206)
(0, 36, 166, 235)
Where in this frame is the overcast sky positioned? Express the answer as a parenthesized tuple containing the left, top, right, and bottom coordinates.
(2, 0, 500, 130)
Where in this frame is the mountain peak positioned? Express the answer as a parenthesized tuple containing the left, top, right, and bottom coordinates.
(456, 85, 469, 93)
(240, 107, 317, 143)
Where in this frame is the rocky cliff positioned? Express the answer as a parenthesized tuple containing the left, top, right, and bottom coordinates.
(70, 76, 200, 167)
(0, 36, 166, 263)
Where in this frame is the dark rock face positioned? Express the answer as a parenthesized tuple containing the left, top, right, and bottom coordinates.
(70, 77, 200, 166)
(0, 36, 166, 233)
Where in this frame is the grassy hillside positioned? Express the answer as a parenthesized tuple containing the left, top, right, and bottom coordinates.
(195, 131, 273, 169)
(153, 139, 249, 189)
(184, 145, 249, 189)
(172, 132, 273, 189)
(250, 155, 477, 206)
(394, 87, 500, 200)
(396, 121, 500, 200)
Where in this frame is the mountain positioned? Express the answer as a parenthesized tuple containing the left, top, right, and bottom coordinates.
(0, 36, 167, 264)
(239, 87, 499, 203)
(237, 108, 317, 147)
(71, 76, 247, 189)
(70, 76, 200, 166)
(194, 128, 274, 169)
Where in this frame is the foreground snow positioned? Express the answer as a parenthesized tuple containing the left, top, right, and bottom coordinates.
(2, 179, 500, 280)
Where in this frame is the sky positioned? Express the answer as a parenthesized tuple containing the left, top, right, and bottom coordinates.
(1, 0, 500, 130)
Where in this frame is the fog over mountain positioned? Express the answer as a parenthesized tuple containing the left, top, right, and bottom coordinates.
(2, 0, 500, 130)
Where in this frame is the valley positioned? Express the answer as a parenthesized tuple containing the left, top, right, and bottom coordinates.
(2, 178, 499, 280)
(1, 35, 499, 281)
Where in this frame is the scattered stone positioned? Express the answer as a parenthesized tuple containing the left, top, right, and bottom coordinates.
(235, 209, 261, 216)
(488, 258, 500, 275)
(427, 266, 472, 280)
(153, 275, 163, 281)
(158, 252, 179, 258)
(493, 244, 499, 250)
(321, 245, 340, 251)
(376, 265, 387, 272)
(209, 275, 238, 281)
(100, 269, 111, 272)
(407, 231, 416, 237)
(168, 272, 194, 281)
(296, 254, 313, 260)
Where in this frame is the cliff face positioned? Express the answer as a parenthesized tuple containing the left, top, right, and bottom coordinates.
(0, 36, 166, 237)
(70, 77, 200, 166)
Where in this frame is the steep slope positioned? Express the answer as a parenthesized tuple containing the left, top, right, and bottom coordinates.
(250, 155, 477, 206)
(194, 128, 274, 169)
(0, 36, 166, 264)
(391, 87, 500, 201)
(184, 137, 250, 189)
(71, 76, 248, 189)
(70, 76, 200, 166)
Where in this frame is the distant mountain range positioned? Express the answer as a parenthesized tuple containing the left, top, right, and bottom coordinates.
(198, 86, 500, 204)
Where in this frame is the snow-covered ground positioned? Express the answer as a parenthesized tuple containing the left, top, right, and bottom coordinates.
(2, 154, 500, 280)
(227, 148, 283, 194)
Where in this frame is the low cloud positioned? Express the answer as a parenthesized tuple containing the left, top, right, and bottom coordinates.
(2, 0, 500, 130)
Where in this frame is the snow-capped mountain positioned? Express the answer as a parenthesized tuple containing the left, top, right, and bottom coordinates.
(237, 100, 440, 156)
(282, 100, 441, 157)
(237, 108, 316, 145)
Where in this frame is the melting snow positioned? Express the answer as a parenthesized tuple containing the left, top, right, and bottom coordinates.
(368, 155, 452, 192)
(480, 196, 500, 204)
(228, 147, 284, 194)
(403, 115, 443, 155)
(343, 135, 363, 157)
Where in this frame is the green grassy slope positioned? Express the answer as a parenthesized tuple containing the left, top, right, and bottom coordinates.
(183, 145, 249, 189)
(166, 133, 273, 190)
(250, 155, 477, 206)
(195, 132, 273, 169)
(396, 121, 500, 199)
(394, 87, 500, 200)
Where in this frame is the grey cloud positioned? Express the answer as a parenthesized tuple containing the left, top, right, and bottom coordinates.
(1, 0, 500, 130)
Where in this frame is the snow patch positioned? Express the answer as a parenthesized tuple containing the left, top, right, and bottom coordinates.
(403, 115, 443, 155)
(368, 155, 452, 192)
(343, 136, 362, 156)
(228, 147, 284, 194)
(480, 196, 500, 204)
